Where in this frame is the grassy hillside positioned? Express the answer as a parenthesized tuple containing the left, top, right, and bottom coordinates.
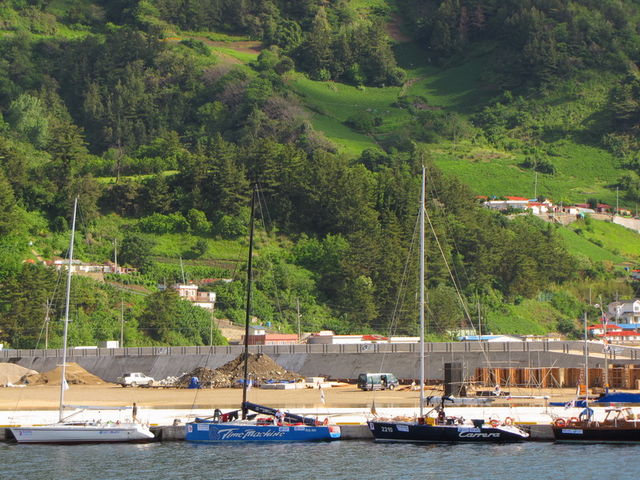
(280, 27, 626, 208)
(1, 0, 640, 347)
(566, 219, 640, 262)
(556, 227, 625, 264)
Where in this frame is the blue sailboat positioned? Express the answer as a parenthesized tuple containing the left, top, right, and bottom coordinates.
(185, 186, 340, 443)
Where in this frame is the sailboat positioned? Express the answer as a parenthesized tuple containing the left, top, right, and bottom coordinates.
(368, 168, 528, 443)
(185, 186, 340, 443)
(11, 198, 154, 444)
(552, 313, 640, 443)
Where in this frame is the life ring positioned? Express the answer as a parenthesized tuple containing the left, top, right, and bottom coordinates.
(569, 417, 580, 425)
(323, 418, 329, 426)
(504, 417, 514, 426)
(490, 419, 500, 427)
(554, 418, 567, 427)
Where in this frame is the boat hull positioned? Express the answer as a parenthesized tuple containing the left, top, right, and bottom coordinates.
(553, 426, 640, 443)
(10, 423, 155, 444)
(186, 422, 341, 443)
(368, 421, 528, 443)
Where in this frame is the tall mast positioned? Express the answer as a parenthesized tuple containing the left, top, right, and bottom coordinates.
(59, 197, 78, 422)
(242, 185, 257, 419)
(583, 311, 589, 408)
(419, 167, 426, 417)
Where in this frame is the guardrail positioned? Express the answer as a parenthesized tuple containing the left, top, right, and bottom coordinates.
(1, 341, 638, 360)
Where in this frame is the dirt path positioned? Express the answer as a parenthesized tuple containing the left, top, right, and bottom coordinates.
(386, 15, 411, 43)
(163, 34, 263, 61)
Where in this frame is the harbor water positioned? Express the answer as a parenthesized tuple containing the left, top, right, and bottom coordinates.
(2, 441, 639, 480)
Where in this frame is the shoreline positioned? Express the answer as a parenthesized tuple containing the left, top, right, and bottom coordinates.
(0, 384, 625, 427)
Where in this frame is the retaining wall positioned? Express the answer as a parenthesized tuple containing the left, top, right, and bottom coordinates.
(2, 341, 639, 383)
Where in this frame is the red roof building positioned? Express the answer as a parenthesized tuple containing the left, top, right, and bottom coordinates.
(598, 331, 640, 343)
(589, 323, 622, 336)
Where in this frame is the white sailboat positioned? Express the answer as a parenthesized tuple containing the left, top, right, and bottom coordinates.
(11, 198, 154, 444)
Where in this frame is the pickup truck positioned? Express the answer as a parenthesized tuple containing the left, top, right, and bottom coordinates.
(115, 372, 155, 387)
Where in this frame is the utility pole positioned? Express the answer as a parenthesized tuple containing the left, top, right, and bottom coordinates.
(44, 301, 51, 350)
(616, 186, 619, 217)
(210, 303, 216, 347)
(296, 298, 301, 342)
(120, 298, 124, 348)
(113, 239, 118, 274)
(534, 170, 538, 200)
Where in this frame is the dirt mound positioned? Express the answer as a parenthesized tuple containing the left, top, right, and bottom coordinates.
(20, 362, 107, 386)
(177, 353, 302, 388)
(0, 363, 38, 386)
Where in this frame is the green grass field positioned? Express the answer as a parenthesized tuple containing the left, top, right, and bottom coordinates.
(209, 46, 258, 64)
(556, 226, 626, 263)
(289, 73, 410, 128)
(487, 299, 561, 335)
(432, 141, 621, 205)
(567, 218, 640, 261)
(310, 113, 380, 156)
(150, 233, 246, 260)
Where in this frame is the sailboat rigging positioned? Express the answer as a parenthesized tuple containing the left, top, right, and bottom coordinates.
(186, 185, 340, 443)
(11, 198, 154, 444)
(368, 168, 528, 443)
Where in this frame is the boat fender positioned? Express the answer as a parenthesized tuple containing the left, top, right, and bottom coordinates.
(504, 417, 514, 426)
(569, 417, 580, 425)
(554, 418, 566, 427)
(323, 418, 329, 426)
(490, 419, 500, 427)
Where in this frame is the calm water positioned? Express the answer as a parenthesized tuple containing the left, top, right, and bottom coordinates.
(2, 441, 638, 480)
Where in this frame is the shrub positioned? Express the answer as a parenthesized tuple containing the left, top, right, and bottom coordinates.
(138, 212, 189, 234)
(214, 215, 247, 239)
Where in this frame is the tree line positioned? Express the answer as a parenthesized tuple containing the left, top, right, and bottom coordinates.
(0, 0, 625, 348)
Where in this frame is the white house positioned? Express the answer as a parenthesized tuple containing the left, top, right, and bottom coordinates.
(607, 299, 640, 325)
(484, 197, 555, 214)
(173, 283, 216, 311)
(484, 196, 530, 211)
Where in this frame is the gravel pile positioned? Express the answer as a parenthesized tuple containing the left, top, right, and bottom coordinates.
(19, 362, 107, 385)
(176, 353, 302, 388)
(0, 363, 38, 386)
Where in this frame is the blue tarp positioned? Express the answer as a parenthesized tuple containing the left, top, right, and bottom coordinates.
(550, 392, 640, 407)
(596, 392, 640, 404)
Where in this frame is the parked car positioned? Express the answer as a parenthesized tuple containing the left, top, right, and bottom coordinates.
(116, 372, 155, 387)
(357, 373, 399, 391)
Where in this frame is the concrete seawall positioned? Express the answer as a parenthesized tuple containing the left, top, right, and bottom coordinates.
(3, 341, 638, 384)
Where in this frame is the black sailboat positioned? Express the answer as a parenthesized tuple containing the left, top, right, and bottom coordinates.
(368, 168, 528, 443)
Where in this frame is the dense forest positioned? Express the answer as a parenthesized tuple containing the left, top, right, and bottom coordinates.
(0, 0, 638, 349)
